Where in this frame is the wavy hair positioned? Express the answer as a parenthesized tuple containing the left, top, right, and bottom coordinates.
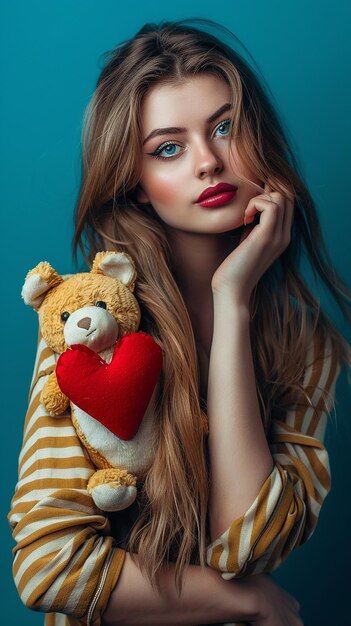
(73, 20, 350, 590)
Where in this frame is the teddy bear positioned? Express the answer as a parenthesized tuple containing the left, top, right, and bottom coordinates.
(22, 251, 163, 512)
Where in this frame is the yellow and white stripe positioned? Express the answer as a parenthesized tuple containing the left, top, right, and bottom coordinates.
(8, 333, 125, 626)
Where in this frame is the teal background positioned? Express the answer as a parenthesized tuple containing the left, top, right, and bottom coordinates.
(1, 1, 350, 624)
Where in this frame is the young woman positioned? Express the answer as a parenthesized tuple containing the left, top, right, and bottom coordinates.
(9, 20, 350, 626)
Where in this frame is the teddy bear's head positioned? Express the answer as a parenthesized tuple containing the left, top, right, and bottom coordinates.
(22, 251, 141, 354)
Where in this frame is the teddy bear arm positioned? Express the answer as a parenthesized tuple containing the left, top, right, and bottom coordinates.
(40, 370, 70, 415)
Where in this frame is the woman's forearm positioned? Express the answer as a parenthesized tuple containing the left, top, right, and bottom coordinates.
(207, 293, 274, 539)
(102, 553, 261, 626)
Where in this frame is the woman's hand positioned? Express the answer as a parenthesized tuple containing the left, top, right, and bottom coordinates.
(211, 183, 294, 306)
(241, 573, 303, 625)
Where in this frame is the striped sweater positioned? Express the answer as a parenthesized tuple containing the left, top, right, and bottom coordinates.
(8, 330, 340, 626)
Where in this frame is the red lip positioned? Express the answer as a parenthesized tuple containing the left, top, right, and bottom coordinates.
(196, 182, 238, 203)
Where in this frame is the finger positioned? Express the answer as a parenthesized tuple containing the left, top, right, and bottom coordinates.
(263, 189, 286, 209)
(262, 181, 275, 202)
(278, 183, 295, 204)
(265, 181, 295, 206)
(244, 196, 284, 233)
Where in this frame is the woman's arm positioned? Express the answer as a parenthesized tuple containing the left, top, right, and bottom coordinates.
(207, 185, 294, 538)
(8, 332, 125, 626)
(103, 553, 257, 626)
(206, 185, 338, 578)
(102, 553, 302, 626)
(207, 317, 339, 578)
(208, 295, 274, 537)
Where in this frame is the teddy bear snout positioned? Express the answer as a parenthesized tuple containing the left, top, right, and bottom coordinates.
(77, 317, 92, 330)
(63, 305, 120, 353)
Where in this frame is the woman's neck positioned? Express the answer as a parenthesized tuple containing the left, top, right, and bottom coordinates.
(166, 226, 244, 353)
(168, 227, 243, 297)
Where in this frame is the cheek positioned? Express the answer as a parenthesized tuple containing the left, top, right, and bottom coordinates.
(143, 169, 182, 208)
(242, 183, 262, 204)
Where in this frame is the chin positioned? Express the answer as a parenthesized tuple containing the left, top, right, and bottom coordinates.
(206, 217, 245, 235)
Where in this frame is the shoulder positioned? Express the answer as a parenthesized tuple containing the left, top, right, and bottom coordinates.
(28, 330, 58, 397)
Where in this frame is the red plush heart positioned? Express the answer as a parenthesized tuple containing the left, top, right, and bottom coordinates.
(56, 332, 163, 440)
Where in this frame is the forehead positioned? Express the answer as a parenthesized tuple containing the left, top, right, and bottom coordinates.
(140, 74, 231, 130)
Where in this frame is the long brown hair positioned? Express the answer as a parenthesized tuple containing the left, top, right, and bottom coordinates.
(73, 20, 350, 590)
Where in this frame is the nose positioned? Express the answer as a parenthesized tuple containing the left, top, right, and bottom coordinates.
(77, 317, 91, 330)
(194, 141, 223, 179)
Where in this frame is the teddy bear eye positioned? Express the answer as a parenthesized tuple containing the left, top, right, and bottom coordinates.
(61, 311, 70, 322)
(95, 301, 107, 309)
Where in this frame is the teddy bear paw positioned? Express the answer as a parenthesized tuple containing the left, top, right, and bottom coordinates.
(87, 468, 137, 512)
(91, 483, 137, 512)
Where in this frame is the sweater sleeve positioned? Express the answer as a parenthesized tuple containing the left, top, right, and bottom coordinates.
(206, 331, 340, 579)
(8, 333, 126, 626)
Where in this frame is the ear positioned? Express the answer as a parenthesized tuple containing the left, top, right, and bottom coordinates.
(22, 261, 63, 310)
(92, 251, 137, 291)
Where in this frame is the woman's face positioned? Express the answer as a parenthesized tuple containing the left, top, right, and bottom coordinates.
(137, 74, 263, 234)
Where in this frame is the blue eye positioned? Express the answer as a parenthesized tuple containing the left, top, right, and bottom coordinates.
(214, 119, 231, 137)
(150, 142, 182, 160)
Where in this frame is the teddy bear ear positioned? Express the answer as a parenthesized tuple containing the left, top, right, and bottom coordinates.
(22, 261, 63, 310)
(92, 251, 137, 291)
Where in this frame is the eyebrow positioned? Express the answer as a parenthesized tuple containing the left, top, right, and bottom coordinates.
(142, 102, 232, 145)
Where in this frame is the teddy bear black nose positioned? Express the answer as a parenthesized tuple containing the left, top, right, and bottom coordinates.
(77, 317, 92, 330)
